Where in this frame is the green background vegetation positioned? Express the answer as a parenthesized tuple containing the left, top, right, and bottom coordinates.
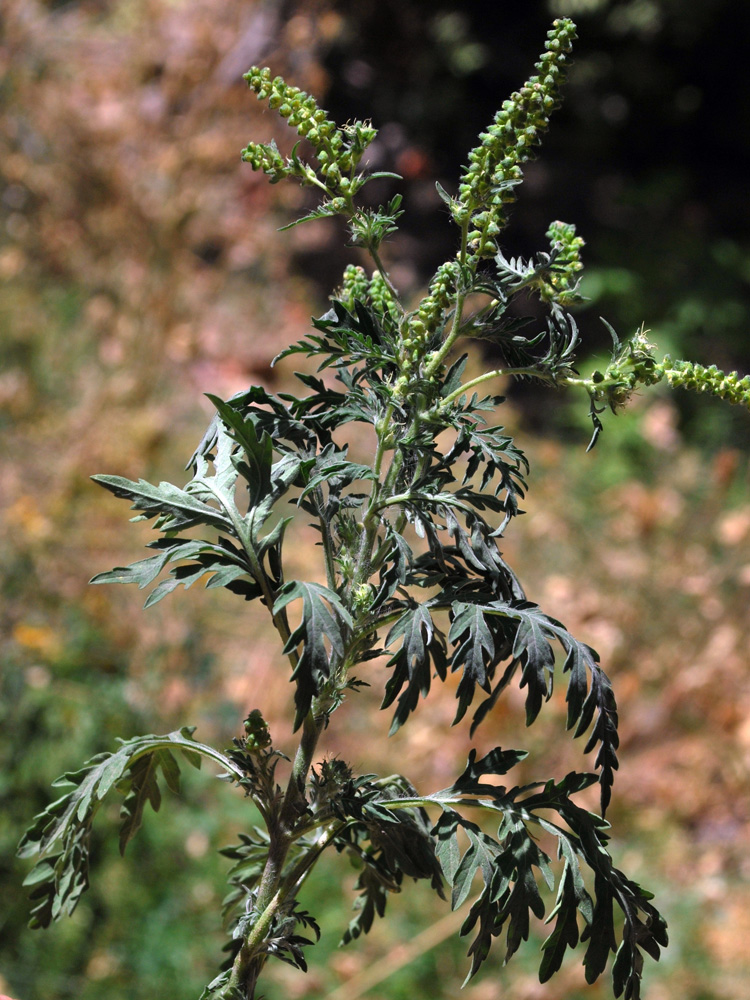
(2, 1, 749, 998)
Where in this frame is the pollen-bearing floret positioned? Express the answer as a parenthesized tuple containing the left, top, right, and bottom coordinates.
(337, 264, 370, 312)
(403, 260, 461, 366)
(242, 67, 378, 199)
(454, 18, 577, 260)
(541, 220, 585, 306)
(658, 359, 750, 407)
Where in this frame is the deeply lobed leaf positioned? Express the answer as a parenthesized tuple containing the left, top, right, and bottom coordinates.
(18, 730, 234, 929)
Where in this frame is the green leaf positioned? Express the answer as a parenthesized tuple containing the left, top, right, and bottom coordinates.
(340, 863, 390, 946)
(449, 747, 529, 795)
(511, 604, 558, 722)
(204, 395, 273, 510)
(188, 412, 241, 500)
(382, 602, 447, 733)
(462, 600, 618, 814)
(348, 195, 404, 251)
(421, 753, 666, 993)
(299, 458, 375, 504)
(118, 751, 164, 854)
(198, 970, 244, 1000)
(455, 816, 552, 983)
(92, 536, 255, 607)
(89, 550, 174, 589)
(142, 577, 181, 608)
(92, 399, 302, 612)
(538, 862, 584, 983)
(275, 300, 400, 381)
(451, 823, 501, 910)
(274, 581, 354, 728)
(278, 198, 346, 231)
(18, 730, 240, 928)
(432, 809, 462, 886)
(295, 445, 376, 526)
(92, 475, 232, 533)
(189, 385, 313, 470)
(448, 603, 497, 723)
(333, 776, 445, 945)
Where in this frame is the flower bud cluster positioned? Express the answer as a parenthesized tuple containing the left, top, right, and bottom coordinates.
(658, 359, 750, 408)
(352, 582, 376, 614)
(243, 66, 377, 196)
(586, 328, 661, 410)
(337, 264, 369, 311)
(242, 709, 272, 752)
(368, 269, 399, 321)
(541, 220, 585, 305)
(311, 757, 353, 809)
(455, 19, 576, 259)
(401, 260, 460, 375)
(241, 138, 293, 184)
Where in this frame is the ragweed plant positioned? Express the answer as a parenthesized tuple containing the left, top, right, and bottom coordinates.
(19, 18, 750, 1000)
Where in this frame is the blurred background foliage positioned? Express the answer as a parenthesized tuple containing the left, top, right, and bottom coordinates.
(1, 0, 749, 998)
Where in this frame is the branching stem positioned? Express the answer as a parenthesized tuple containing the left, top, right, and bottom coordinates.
(442, 366, 558, 406)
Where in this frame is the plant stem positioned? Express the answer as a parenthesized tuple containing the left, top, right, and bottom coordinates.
(368, 245, 405, 313)
(314, 485, 338, 590)
(222, 707, 328, 999)
(281, 709, 324, 827)
(423, 287, 467, 380)
(441, 366, 557, 406)
(350, 403, 400, 591)
(423, 218, 471, 379)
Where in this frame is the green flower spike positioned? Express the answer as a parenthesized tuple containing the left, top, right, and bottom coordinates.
(337, 264, 369, 312)
(657, 359, 750, 408)
(368, 269, 400, 322)
(405, 260, 462, 359)
(455, 18, 577, 259)
(541, 220, 585, 306)
(243, 66, 379, 203)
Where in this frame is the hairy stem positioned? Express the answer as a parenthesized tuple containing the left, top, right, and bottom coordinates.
(368, 245, 404, 312)
(442, 366, 558, 406)
(423, 218, 471, 379)
(423, 287, 468, 380)
(222, 707, 328, 999)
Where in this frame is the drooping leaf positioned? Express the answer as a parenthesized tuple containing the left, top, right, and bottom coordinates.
(18, 729, 239, 929)
(382, 602, 448, 733)
(339, 861, 391, 946)
(273, 581, 354, 728)
(116, 747, 183, 853)
(447, 603, 497, 723)
(538, 861, 585, 982)
(451, 822, 502, 910)
(455, 599, 618, 813)
(328, 775, 445, 945)
(432, 809, 462, 887)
